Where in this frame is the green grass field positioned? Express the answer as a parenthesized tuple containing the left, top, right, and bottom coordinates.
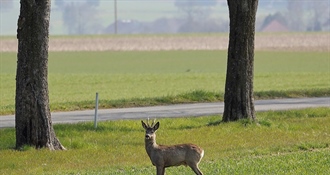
(0, 50, 329, 114)
(0, 108, 329, 174)
(1, 42, 329, 174)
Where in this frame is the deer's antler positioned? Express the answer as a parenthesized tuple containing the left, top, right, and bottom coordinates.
(147, 118, 150, 127)
(146, 118, 157, 127)
(151, 119, 156, 127)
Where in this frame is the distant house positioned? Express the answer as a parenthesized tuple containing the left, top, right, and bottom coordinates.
(259, 12, 289, 32)
(104, 19, 144, 34)
(261, 20, 289, 32)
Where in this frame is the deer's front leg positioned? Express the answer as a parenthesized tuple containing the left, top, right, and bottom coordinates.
(156, 166, 165, 175)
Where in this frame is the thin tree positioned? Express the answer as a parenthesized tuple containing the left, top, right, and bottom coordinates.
(287, 0, 304, 31)
(222, 0, 258, 122)
(16, 0, 65, 150)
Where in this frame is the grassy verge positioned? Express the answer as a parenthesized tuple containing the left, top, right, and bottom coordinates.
(45, 88, 330, 112)
(0, 108, 329, 174)
(1, 50, 329, 115)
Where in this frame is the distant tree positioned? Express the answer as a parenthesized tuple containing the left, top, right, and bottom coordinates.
(55, 0, 64, 8)
(55, 0, 100, 8)
(286, 0, 304, 31)
(16, 0, 65, 150)
(86, 0, 100, 6)
(175, 0, 217, 32)
(175, 0, 217, 19)
(62, 3, 80, 34)
(175, 0, 217, 7)
(222, 0, 258, 122)
(60, 1, 101, 34)
(306, 1, 329, 31)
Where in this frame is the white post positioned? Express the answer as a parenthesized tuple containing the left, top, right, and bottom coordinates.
(94, 92, 99, 129)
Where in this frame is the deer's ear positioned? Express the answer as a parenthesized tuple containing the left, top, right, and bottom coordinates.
(141, 121, 148, 130)
(154, 122, 160, 131)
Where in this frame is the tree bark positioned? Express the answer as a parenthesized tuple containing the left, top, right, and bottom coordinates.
(15, 0, 65, 150)
(222, 0, 258, 122)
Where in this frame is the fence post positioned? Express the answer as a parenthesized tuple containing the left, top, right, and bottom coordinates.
(94, 92, 99, 129)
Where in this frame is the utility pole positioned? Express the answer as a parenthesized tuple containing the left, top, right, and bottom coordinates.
(114, 0, 118, 34)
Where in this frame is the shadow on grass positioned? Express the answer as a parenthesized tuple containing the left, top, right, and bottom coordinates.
(207, 119, 272, 127)
(207, 120, 224, 126)
(54, 122, 140, 133)
(170, 125, 203, 130)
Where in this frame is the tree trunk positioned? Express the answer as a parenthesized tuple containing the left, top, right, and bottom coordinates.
(222, 0, 258, 122)
(15, 0, 65, 150)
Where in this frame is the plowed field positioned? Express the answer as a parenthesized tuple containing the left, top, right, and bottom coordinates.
(1, 33, 329, 52)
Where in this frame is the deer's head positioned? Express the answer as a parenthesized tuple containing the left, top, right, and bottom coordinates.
(141, 120, 159, 140)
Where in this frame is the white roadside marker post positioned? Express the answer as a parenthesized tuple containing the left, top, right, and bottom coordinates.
(94, 92, 99, 129)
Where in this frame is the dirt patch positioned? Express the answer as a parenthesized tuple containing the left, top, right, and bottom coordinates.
(255, 33, 329, 52)
(1, 33, 329, 52)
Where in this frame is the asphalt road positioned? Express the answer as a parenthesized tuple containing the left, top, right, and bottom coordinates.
(1, 97, 329, 128)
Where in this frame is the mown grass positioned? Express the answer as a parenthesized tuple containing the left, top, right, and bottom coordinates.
(1, 50, 329, 114)
(0, 108, 329, 174)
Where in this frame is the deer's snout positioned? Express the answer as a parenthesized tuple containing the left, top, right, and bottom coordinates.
(145, 134, 151, 139)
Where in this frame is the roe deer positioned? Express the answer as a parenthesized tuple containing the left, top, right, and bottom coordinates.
(141, 119, 204, 175)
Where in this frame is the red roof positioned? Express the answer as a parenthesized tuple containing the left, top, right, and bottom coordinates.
(261, 20, 289, 32)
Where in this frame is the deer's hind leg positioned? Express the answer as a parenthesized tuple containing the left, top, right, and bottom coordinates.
(188, 163, 203, 175)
